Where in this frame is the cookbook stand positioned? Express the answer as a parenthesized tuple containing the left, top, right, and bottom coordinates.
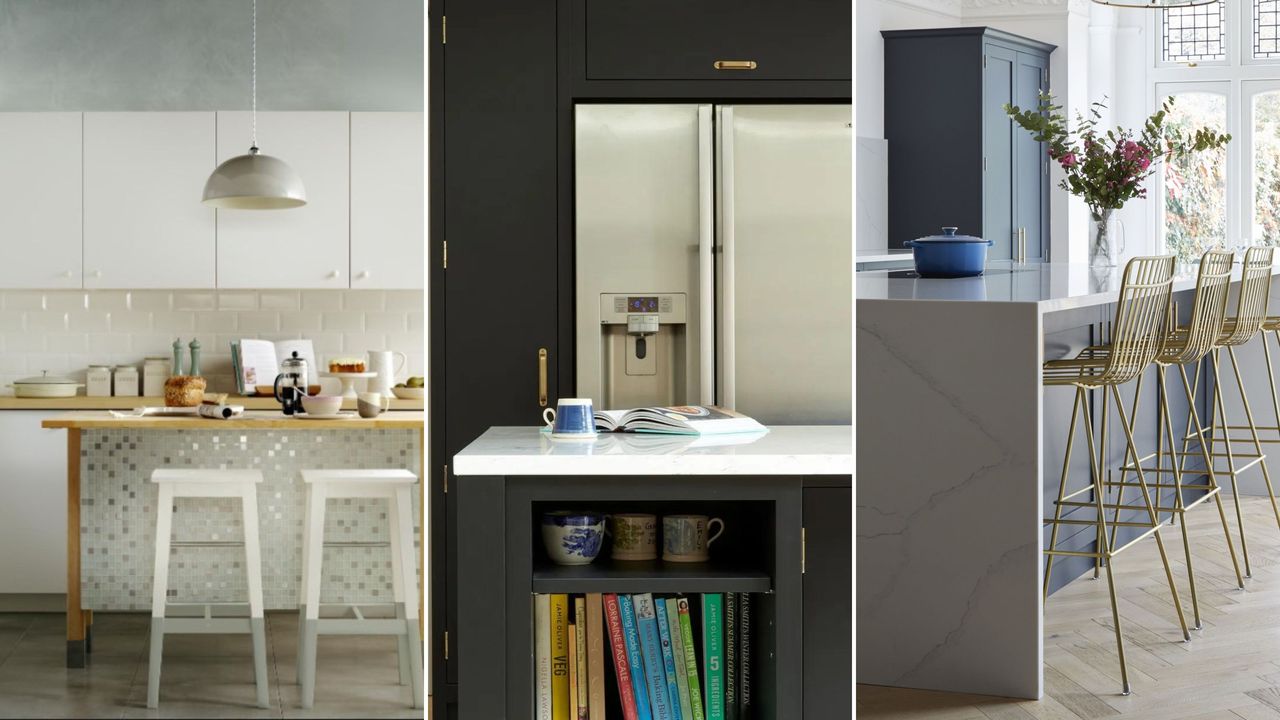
(319, 372, 378, 399)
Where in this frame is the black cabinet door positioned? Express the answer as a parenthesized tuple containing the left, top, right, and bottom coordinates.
(803, 486, 851, 717)
(1014, 51, 1049, 261)
(442, 0, 558, 684)
(583, 0, 850, 81)
(983, 43, 1016, 261)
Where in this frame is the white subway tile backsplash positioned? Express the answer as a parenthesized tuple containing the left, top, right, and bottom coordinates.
(0, 290, 422, 394)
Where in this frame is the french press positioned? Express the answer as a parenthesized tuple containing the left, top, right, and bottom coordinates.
(273, 351, 309, 415)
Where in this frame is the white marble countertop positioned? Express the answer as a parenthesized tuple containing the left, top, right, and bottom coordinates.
(856, 260, 1280, 313)
(856, 249, 912, 265)
(452, 426, 852, 476)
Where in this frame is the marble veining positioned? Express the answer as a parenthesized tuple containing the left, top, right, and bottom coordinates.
(451, 426, 851, 476)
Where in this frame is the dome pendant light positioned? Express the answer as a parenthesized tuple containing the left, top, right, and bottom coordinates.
(202, 0, 306, 209)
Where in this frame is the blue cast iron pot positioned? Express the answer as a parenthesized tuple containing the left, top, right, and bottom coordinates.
(903, 227, 993, 278)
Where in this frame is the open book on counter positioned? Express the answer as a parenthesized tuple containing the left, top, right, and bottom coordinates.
(594, 405, 767, 436)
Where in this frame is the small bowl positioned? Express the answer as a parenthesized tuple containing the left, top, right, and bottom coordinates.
(300, 394, 343, 417)
(540, 511, 605, 566)
(391, 386, 425, 400)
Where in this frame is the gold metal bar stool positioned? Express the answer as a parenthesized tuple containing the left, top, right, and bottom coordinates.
(1182, 246, 1280, 579)
(1114, 250, 1244, 632)
(1043, 255, 1189, 696)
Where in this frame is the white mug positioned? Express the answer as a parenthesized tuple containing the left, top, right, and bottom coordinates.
(367, 350, 407, 395)
(356, 391, 392, 418)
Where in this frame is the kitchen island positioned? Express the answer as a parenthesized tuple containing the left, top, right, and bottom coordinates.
(41, 410, 424, 668)
(857, 262, 1280, 699)
(451, 426, 852, 720)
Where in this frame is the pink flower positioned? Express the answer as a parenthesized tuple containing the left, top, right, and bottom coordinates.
(1121, 140, 1141, 161)
(1059, 152, 1078, 168)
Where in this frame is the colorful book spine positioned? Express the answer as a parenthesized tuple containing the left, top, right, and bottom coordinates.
(586, 593, 607, 720)
(575, 598, 590, 720)
(666, 599, 694, 720)
(655, 597, 685, 720)
(618, 594, 654, 720)
(552, 594, 571, 720)
(703, 594, 724, 720)
(536, 595, 553, 720)
(604, 594, 641, 720)
(738, 594, 751, 720)
(634, 593, 674, 720)
(569, 624, 579, 720)
(677, 598, 706, 720)
(723, 594, 737, 720)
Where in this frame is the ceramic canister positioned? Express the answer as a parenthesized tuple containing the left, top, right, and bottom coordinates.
(541, 511, 605, 566)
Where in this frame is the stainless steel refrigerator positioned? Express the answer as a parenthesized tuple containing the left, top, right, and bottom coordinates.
(574, 104, 851, 425)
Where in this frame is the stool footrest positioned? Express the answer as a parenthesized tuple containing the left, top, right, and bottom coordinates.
(158, 617, 254, 634)
(315, 618, 409, 636)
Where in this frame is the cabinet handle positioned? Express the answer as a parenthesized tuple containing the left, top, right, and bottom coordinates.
(357, 270, 370, 280)
(537, 347, 548, 408)
(90, 270, 102, 278)
(62, 270, 73, 279)
(328, 269, 342, 279)
(713, 60, 757, 70)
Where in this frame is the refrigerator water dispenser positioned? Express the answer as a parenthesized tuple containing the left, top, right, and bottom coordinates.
(598, 294, 687, 408)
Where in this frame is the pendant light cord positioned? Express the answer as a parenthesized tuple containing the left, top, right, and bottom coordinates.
(251, 0, 258, 152)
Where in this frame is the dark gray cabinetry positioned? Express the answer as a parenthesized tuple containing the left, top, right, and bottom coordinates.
(883, 27, 1054, 259)
(803, 485, 852, 718)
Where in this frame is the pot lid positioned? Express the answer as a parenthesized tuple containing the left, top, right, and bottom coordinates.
(913, 226, 986, 243)
(15, 370, 78, 385)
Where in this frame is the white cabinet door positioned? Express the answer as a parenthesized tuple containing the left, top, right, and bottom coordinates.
(84, 112, 217, 289)
(0, 413, 66, 594)
(351, 112, 424, 289)
(0, 113, 83, 288)
(215, 112, 349, 288)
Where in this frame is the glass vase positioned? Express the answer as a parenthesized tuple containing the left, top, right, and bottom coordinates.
(1089, 209, 1125, 269)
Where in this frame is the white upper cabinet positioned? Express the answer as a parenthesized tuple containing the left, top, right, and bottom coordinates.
(0, 113, 83, 288)
(215, 112, 349, 289)
(351, 112, 424, 289)
(84, 112, 217, 289)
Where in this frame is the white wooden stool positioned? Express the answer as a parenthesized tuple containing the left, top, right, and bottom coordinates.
(297, 469, 423, 709)
(147, 469, 268, 709)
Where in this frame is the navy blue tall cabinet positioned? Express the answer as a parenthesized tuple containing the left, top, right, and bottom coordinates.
(882, 27, 1055, 260)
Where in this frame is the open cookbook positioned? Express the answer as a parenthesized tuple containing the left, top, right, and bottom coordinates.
(593, 405, 767, 435)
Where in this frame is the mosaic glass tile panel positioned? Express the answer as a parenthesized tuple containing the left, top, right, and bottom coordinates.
(79, 428, 421, 611)
(1163, 2, 1226, 63)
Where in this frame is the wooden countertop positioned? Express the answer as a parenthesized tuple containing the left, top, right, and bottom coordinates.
(41, 410, 424, 430)
(0, 395, 423, 411)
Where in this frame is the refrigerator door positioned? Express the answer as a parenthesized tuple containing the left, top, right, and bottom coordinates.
(717, 104, 852, 424)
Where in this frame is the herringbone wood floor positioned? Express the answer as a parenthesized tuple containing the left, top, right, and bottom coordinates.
(859, 496, 1280, 720)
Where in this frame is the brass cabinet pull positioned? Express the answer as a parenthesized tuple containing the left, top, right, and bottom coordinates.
(713, 60, 757, 70)
(537, 348, 548, 408)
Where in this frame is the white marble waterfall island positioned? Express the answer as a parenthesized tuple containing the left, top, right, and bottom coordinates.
(856, 262, 1280, 700)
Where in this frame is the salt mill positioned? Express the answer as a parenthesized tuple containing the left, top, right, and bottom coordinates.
(171, 339, 184, 376)
(188, 338, 202, 377)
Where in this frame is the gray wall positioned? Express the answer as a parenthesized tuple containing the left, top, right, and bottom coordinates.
(0, 0, 423, 111)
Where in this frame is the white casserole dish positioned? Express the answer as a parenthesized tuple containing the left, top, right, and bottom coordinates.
(9, 371, 83, 398)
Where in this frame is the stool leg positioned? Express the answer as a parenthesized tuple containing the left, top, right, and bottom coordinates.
(297, 482, 312, 686)
(1180, 363, 1244, 589)
(1109, 373, 1146, 552)
(388, 495, 411, 687)
(241, 483, 269, 709)
(1228, 346, 1280, 530)
(1112, 385, 1190, 642)
(1044, 387, 1083, 600)
(1095, 387, 1109, 580)
(1161, 367, 1200, 629)
(1212, 350, 1252, 578)
(394, 485, 424, 709)
(301, 484, 327, 709)
(1081, 395, 1130, 695)
(147, 484, 174, 709)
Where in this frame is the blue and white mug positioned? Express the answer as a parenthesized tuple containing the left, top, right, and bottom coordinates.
(543, 398, 596, 437)
(541, 511, 605, 565)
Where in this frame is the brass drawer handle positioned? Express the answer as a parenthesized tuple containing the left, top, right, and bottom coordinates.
(537, 348, 548, 408)
(713, 60, 758, 70)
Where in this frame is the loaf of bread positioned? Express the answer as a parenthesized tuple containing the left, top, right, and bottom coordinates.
(164, 376, 208, 407)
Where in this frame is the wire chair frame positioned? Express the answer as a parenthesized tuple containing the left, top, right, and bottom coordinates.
(1095, 256, 1177, 387)
(1219, 246, 1275, 347)
(1157, 249, 1234, 367)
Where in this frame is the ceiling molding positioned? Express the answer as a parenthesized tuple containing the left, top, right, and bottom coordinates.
(961, 0, 1090, 18)
(882, 0, 964, 19)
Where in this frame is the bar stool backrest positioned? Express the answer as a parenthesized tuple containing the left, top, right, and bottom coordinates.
(1171, 249, 1235, 364)
(1219, 245, 1275, 347)
(1100, 255, 1176, 385)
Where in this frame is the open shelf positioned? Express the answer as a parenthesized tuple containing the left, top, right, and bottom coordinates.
(531, 556, 772, 594)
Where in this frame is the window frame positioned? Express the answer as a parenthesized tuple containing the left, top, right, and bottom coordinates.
(1152, 81, 1237, 257)
(1156, 0, 1231, 69)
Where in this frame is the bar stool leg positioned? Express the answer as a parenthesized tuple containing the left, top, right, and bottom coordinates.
(1109, 374, 1146, 554)
(147, 484, 174, 709)
(240, 482, 270, 709)
(1227, 346, 1280, 529)
(1212, 350, 1252, 578)
(388, 494, 412, 687)
(1044, 387, 1083, 600)
(1160, 367, 1201, 629)
(296, 482, 312, 685)
(301, 483, 327, 709)
(1179, 363, 1244, 589)
(394, 485, 424, 709)
(1096, 388, 1110, 580)
(1112, 385, 1190, 642)
(1081, 395, 1131, 695)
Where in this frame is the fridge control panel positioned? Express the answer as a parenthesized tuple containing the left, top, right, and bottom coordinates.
(599, 293, 686, 324)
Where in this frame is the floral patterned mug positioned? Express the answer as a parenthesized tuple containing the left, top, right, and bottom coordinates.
(609, 513, 658, 561)
(541, 511, 605, 565)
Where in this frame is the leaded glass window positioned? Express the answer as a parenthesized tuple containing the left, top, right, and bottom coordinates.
(1258, 0, 1280, 58)
(1163, 2, 1226, 63)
